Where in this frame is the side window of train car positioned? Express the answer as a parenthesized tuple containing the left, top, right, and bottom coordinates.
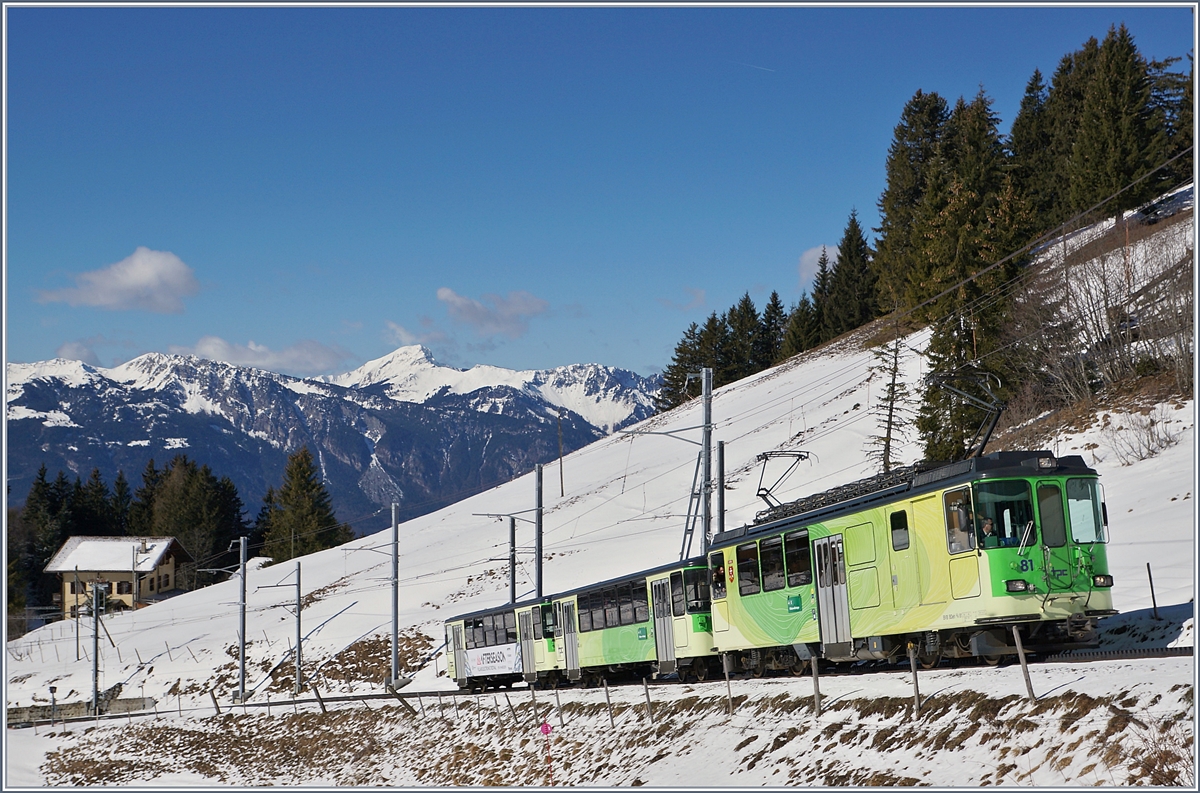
(473, 619, 485, 648)
(710, 552, 727, 599)
(761, 536, 786, 591)
(591, 591, 606, 631)
(671, 572, 686, 616)
(890, 511, 910, 551)
(633, 579, 649, 622)
(578, 595, 593, 632)
(618, 583, 635, 625)
(944, 488, 976, 553)
(784, 531, 812, 586)
(737, 542, 761, 596)
(604, 587, 620, 628)
(505, 611, 517, 643)
(483, 615, 496, 646)
(684, 567, 711, 612)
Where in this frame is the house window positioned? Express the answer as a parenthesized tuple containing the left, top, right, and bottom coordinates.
(117, 581, 132, 595)
(149, 576, 155, 592)
(69, 581, 79, 595)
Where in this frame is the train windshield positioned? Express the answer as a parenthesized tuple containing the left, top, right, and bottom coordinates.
(1067, 479, 1107, 543)
(683, 568, 711, 613)
(972, 480, 1035, 548)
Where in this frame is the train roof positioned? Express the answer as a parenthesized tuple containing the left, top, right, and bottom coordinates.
(712, 450, 1097, 550)
(444, 556, 708, 624)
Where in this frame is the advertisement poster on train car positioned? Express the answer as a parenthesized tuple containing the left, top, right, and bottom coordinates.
(463, 643, 522, 677)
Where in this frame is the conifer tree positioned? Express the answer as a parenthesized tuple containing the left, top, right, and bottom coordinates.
(757, 291, 788, 369)
(696, 311, 733, 385)
(779, 294, 820, 359)
(1068, 24, 1166, 215)
(827, 210, 876, 335)
(1042, 37, 1101, 224)
(128, 460, 162, 537)
(811, 247, 836, 342)
(111, 471, 132, 536)
(1008, 69, 1056, 222)
(874, 89, 949, 310)
(655, 322, 702, 412)
(725, 293, 761, 381)
(262, 447, 354, 564)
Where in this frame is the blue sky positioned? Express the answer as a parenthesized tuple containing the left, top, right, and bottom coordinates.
(5, 5, 1194, 377)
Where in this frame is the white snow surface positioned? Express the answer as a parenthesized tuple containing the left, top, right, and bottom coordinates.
(4, 328, 1195, 787)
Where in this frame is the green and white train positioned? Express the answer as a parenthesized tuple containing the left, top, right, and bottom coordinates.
(445, 450, 1116, 689)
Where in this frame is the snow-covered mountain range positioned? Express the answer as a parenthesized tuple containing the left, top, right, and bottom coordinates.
(5, 347, 659, 524)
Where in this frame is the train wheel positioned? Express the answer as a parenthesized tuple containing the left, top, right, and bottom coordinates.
(693, 662, 709, 682)
(918, 650, 942, 670)
(789, 659, 810, 677)
(982, 654, 1002, 666)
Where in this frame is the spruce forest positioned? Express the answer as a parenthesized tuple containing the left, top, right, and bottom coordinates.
(656, 24, 1193, 462)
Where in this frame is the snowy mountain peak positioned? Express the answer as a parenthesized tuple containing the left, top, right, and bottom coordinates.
(325, 345, 440, 389)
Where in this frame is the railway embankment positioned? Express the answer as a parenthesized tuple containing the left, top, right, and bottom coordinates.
(23, 654, 1194, 787)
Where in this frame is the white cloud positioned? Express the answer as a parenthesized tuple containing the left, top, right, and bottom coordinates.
(384, 320, 448, 347)
(38, 247, 200, 313)
(55, 340, 102, 366)
(657, 287, 706, 312)
(798, 245, 837, 293)
(436, 287, 548, 339)
(168, 336, 353, 377)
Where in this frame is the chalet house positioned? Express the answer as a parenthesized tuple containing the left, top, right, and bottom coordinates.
(43, 536, 194, 619)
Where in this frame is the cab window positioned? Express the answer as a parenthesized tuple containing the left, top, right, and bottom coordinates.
(710, 552, 727, 599)
(1067, 479, 1106, 543)
(737, 542, 761, 596)
(784, 532, 812, 586)
(761, 537, 785, 592)
(944, 488, 976, 553)
(541, 603, 555, 638)
(973, 480, 1036, 548)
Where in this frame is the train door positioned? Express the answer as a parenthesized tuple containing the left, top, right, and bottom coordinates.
(912, 494, 947, 605)
(886, 507, 920, 611)
(813, 535, 851, 652)
(670, 571, 688, 649)
(451, 624, 467, 687)
(519, 609, 536, 682)
(651, 579, 676, 676)
(1036, 482, 1074, 592)
(562, 601, 581, 680)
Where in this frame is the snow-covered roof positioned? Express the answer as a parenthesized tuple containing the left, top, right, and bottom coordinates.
(43, 536, 194, 574)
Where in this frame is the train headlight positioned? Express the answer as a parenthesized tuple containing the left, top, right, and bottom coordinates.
(1005, 579, 1030, 593)
(1092, 574, 1114, 588)
(1037, 456, 1056, 469)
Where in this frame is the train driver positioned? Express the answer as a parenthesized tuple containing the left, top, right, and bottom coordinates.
(979, 517, 999, 549)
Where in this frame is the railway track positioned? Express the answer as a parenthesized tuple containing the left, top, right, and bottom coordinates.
(11, 645, 1191, 728)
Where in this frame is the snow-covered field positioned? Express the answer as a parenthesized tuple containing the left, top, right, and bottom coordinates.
(4, 324, 1195, 787)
